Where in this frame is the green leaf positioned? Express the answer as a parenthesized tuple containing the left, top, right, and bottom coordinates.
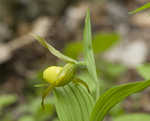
(109, 103, 125, 117)
(137, 64, 150, 80)
(83, 10, 99, 97)
(63, 41, 83, 59)
(93, 33, 120, 54)
(54, 84, 94, 121)
(113, 113, 150, 121)
(32, 34, 78, 64)
(78, 71, 97, 93)
(90, 80, 150, 121)
(63, 33, 120, 59)
(129, 3, 150, 14)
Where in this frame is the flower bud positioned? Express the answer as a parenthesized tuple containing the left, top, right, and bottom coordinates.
(43, 66, 63, 84)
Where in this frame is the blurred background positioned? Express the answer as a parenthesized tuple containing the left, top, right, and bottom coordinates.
(0, 0, 150, 121)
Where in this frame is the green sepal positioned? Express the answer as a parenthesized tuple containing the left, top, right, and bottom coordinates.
(34, 83, 48, 88)
(31, 34, 78, 64)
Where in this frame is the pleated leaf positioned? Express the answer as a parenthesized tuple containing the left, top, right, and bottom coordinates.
(129, 3, 150, 14)
(54, 84, 94, 121)
(32, 34, 78, 64)
(83, 10, 99, 97)
(90, 80, 150, 121)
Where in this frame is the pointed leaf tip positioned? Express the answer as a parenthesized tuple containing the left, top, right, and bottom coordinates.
(83, 9, 100, 98)
(31, 33, 48, 48)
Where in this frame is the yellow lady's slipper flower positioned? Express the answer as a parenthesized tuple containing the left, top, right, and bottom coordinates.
(41, 63, 90, 109)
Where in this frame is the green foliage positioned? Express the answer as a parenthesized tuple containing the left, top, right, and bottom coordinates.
(63, 41, 82, 59)
(109, 103, 125, 117)
(33, 10, 150, 121)
(28, 98, 54, 121)
(105, 64, 126, 77)
(97, 60, 127, 78)
(17, 97, 55, 121)
(78, 71, 97, 93)
(93, 33, 120, 54)
(90, 80, 150, 121)
(83, 10, 99, 97)
(54, 84, 94, 121)
(137, 64, 150, 80)
(33, 12, 96, 121)
(129, 3, 150, 14)
(113, 114, 150, 121)
(53, 118, 60, 121)
(95, 60, 127, 94)
(0, 94, 17, 109)
(64, 33, 120, 59)
(19, 116, 34, 121)
(32, 34, 78, 64)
